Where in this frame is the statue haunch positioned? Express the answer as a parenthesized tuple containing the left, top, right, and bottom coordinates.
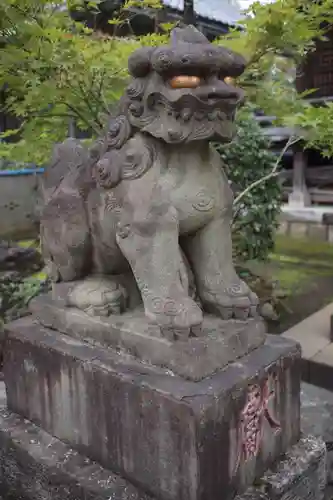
(40, 25, 259, 340)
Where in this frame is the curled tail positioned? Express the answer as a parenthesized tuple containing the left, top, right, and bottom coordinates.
(40, 139, 95, 282)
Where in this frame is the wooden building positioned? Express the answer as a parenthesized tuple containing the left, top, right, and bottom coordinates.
(296, 26, 333, 101)
(262, 25, 333, 208)
(70, 0, 242, 39)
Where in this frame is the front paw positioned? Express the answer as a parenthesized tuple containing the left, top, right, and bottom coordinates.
(146, 295, 203, 340)
(201, 280, 259, 320)
(67, 277, 128, 316)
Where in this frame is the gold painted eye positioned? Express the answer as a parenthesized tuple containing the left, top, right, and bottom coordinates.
(224, 77, 234, 85)
(169, 75, 201, 89)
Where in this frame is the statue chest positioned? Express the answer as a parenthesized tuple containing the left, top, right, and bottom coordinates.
(160, 146, 233, 234)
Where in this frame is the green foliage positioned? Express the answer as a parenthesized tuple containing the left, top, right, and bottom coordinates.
(2, 0, 333, 163)
(0, 0, 168, 165)
(284, 102, 333, 158)
(216, 110, 282, 262)
(216, 0, 333, 156)
(1, 0, 333, 266)
(0, 272, 50, 321)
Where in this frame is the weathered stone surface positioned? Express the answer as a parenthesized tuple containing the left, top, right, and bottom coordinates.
(236, 435, 326, 500)
(0, 405, 151, 500)
(38, 25, 260, 341)
(301, 383, 333, 484)
(30, 293, 266, 380)
(0, 398, 324, 500)
(4, 317, 300, 500)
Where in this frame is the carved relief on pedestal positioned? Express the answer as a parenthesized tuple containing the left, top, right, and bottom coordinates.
(229, 374, 281, 478)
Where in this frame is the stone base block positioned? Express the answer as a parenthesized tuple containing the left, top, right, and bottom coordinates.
(0, 405, 150, 500)
(29, 294, 266, 381)
(0, 405, 326, 500)
(4, 317, 301, 500)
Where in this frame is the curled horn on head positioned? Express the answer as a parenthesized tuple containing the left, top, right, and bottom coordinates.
(217, 47, 247, 78)
(128, 47, 155, 78)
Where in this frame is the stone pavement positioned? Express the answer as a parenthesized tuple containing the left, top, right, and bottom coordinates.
(282, 302, 333, 391)
(301, 383, 333, 499)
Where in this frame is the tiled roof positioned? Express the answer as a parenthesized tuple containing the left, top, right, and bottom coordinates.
(163, 0, 184, 10)
(163, 0, 243, 26)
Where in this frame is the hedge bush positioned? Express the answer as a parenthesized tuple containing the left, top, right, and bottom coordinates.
(216, 111, 282, 262)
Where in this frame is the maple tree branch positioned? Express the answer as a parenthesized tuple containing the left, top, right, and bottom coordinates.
(233, 135, 300, 209)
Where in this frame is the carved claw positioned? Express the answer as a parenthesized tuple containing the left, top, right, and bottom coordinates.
(160, 326, 191, 341)
(85, 303, 121, 317)
(147, 296, 203, 340)
(201, 280, 259, 320)
(160, 323, 203, 341)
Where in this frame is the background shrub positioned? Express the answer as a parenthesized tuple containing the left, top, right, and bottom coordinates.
(216, 110, 282, 262)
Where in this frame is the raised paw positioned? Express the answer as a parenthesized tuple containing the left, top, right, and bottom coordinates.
(201, 280, 259, 320)
(67, 277, 128, 316)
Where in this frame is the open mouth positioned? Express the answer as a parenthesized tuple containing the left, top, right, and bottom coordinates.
(147, 92, 237, 116)
(197, 89, 242, 106)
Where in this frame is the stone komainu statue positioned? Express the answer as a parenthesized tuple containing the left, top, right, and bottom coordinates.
(40, 25, 258, 339)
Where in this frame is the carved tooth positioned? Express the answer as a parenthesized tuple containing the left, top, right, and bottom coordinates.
(195, 110, 205, 121)
(181, 108, 192, 122)
(168, 130, 181, 141)
(217, 109, 227, 120)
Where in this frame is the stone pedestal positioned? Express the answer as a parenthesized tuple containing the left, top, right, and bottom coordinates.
(2, 304, 327, 500)
(0, 405, 326, 500)
(29, 294, 267, 381)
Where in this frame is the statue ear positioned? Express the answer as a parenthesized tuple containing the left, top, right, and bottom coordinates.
(128, 47, 154, 77)
(93, 152, 122, 189)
